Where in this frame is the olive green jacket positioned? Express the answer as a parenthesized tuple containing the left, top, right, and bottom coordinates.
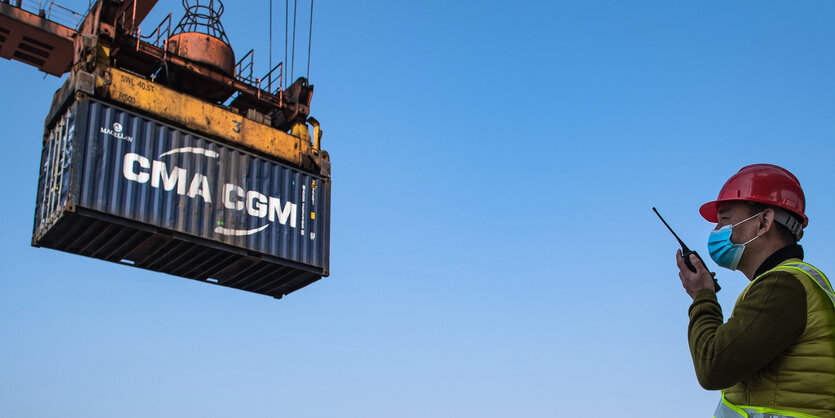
(689, 250, 835, 417)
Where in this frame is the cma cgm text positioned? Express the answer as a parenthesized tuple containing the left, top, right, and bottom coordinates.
(122, 152, 298, 228)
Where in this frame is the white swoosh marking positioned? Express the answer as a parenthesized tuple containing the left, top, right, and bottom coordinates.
(214, 224, 270, 236)
(159, 147, 219, 158)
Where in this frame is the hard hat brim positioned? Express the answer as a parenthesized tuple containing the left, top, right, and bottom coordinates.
(699, 198, 809, 227)
(699, 200, 720, 223)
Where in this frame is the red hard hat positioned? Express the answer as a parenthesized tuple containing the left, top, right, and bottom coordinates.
(700, 164, 808, 227)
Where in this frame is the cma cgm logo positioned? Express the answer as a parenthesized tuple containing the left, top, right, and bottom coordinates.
(121, 147, 298, 236)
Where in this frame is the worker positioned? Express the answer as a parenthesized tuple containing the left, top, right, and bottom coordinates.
(676, 164, 835, 418)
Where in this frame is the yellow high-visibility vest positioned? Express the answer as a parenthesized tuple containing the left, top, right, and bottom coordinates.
(714, 261, 835, 418)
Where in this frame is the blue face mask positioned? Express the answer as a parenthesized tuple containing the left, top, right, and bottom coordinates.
(707, 212, 763, 270)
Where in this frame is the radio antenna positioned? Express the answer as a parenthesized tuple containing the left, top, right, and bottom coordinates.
(652, 207, 692, 252)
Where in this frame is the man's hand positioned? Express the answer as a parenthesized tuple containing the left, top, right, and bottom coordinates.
(676, 249, 716, 298)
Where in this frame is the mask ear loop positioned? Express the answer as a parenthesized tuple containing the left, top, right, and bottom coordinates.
(733, 211, 765, 228)
(734, 211, 765, 245)
(734, 211, 766, 246)
(742, 234, 760, 246)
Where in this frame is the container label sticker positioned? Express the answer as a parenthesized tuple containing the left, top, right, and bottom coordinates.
(100, 121, 134, 142)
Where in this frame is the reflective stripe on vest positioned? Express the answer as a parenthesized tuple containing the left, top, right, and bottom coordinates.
(782, 262, 835, 308)
(714, 261, 834, 418)
(714, 401, 820, 418)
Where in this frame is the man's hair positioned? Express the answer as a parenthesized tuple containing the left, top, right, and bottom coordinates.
(746, 202, 800, 244)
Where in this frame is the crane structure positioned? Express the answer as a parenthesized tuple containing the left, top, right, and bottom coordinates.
(1, 0, 331, 298)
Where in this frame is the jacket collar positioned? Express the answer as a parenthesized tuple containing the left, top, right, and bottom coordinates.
(755, 244, 804, 278)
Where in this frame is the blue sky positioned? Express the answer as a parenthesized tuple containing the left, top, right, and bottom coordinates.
(1, 1, 834, 416)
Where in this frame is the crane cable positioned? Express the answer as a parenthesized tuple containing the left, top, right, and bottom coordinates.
(285, 0, 288, 89)
(307, 0, 313, 80)
(291, 0, 297, 85)
(281, 0, 314, 88)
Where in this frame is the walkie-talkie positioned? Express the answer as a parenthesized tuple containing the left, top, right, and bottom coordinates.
(653, 207, 720, 292)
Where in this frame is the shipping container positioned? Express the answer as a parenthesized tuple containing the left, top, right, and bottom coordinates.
(33, 98, 331, 298)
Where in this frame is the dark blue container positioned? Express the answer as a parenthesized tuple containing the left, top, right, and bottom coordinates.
(33, 98, 331, 298)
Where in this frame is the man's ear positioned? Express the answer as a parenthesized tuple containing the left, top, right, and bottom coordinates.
(759, 208, 776, 236)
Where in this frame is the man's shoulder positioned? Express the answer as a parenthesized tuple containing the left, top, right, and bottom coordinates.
(765, 261, 829, 291)
(739, 270, 807, 307)
(752, 269, 807, 290)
